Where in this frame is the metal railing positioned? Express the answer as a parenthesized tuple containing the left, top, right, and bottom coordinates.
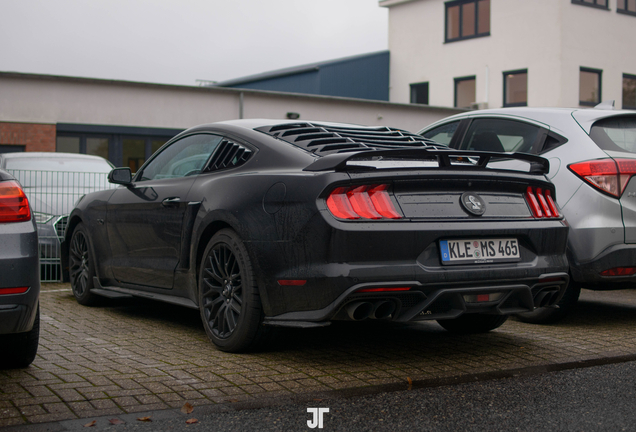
(8, 169, 115, 282)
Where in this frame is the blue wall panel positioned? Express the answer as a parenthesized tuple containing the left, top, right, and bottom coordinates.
(221, 51, 390, 101)
(320, 51, 390, 101)
(226, 70, 320, 94)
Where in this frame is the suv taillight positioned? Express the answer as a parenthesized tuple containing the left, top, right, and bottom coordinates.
(525, 186, 560, 218)
(568, 158, 636, 198)
(326, 184, 402, 220)
(0, 180, 31, 223)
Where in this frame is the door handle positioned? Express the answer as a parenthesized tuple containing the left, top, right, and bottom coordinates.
(162, 197, 181, 207)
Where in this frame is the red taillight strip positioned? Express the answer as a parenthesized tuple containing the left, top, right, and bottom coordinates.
(0, 287, 29, 295)
(368, 185, 402, 219)
(356, 287, 411, 293)
(525, 187, 543, 218)
(544, 190, 559, 217)
(326, 184, 402, 220)
(347, 186, 382, 219)
(0, 180, 31, 223)
(525, 186, 560, 219)
(535, 188, 553, 218)
(600, 267, 636, 277)
(277, 280, 307, 286)
(326, 187, 360, 219)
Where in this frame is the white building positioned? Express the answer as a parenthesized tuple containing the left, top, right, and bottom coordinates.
(380, 0, 636, 109)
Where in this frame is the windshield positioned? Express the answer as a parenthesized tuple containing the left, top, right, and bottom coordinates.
(589, 116, 636, 154)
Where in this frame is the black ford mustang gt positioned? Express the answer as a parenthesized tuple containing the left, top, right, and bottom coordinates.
(62, 120, 569, 352)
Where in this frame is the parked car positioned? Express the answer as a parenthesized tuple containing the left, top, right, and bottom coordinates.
(0, 152, 114, 279)
(419, 105, 636, 323)
(62, 120, 569, 352)
(0, 168, 40, 368)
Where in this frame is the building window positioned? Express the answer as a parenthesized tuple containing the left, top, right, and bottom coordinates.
(56, 124, 180, 168)
(579, 68, 602, 106)
(624, 74, 636, 109)
(571, 0, 609, 9)
(445, 0, 490, 43)
(503, 69, 528, 107)
(454, 76, 476, 108)
(618, 0, 636, 15)
(410, 82, 429, 104)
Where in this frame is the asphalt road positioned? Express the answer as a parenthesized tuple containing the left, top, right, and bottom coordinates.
(7, 360, 636, 432)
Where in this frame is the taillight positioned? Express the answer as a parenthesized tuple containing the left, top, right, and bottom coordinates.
(568, 158, 636, 198)
(326, 184, 402, 220)
(525, 186, 560, 218)
(600, 267, 636, 277)
(0, 180, 31, 223)
(0, 287, 29, 295)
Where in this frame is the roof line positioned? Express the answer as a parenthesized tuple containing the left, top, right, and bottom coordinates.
(213, 50, 389, 87)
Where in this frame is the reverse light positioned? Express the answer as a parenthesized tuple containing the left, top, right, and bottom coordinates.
(525, 186, 560, 218)
(326, 184, 402, 220)
(463, 293, 503, 303)
(600, 267, 636, 277)
(568, 158, 636, 198)
(0, 180, 31, 223)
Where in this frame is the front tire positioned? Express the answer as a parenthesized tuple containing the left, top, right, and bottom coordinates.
(69, 223, 100, 306)
(437, 314, 508, 334)
(198, 229, 265, 352)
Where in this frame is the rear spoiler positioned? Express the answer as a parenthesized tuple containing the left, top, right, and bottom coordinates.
(302, 148, 550, 175)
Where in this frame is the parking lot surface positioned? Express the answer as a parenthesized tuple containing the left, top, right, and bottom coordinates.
(1, 284, 636, 427)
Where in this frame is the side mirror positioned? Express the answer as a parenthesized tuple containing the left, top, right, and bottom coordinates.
(108, 167, 132, 185)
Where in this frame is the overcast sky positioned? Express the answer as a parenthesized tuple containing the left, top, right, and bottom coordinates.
(0, 0, 388, 86)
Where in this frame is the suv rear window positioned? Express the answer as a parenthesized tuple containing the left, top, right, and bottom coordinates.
(589, 115, 636, 153)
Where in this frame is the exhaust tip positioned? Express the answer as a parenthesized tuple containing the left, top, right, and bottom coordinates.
(346, 302, 374, 321)
(371, 301, 396, 319)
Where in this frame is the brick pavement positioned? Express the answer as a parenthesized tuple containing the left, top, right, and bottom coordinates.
(1, 284, 636, 427)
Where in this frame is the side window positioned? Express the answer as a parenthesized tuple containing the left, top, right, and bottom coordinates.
(138, 134, 223, 181)
(461, 119, 541, 153)
(420, 121, 460, 146)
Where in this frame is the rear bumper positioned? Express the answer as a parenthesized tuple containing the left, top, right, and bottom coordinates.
(264, 273, 569, 325)
(569, 243, 636, 289)
(0, 221, 41, 335)
(250, 217, 570, 318)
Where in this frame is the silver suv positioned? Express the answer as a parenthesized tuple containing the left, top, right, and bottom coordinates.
(419, 106, 636, 323)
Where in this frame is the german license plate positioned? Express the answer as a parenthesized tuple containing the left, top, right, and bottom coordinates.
(439, 238, 520, 265)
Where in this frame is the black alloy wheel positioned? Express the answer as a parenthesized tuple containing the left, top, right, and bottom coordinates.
(69, 223, 99, 306)
(199, 229, 265, 352)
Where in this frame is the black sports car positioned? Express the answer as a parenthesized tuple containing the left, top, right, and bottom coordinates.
(62, 120, 569, 352)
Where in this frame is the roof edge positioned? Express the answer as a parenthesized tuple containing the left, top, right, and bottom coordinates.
(379, 0, 420, 8)
(213, 51, 390, 87)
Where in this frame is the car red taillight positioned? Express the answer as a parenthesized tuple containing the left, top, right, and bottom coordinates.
(326, 184, 402, 220)
(525, 186, 560, 218)
(568, 158, 636, 198)
(0, 287, 29, 295)
(600, 267, 636, 277)
(0, 180, 31, 223)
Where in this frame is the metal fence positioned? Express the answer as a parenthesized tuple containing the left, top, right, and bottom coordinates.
(8, 169, 115, 282)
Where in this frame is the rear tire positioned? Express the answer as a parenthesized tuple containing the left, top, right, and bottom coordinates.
(516, 282, 581, 324)
(437, 313, 508, 334)
(69, 223, 100, 306)
(198, 229, 266, 352)
(0, 306, 40, 368)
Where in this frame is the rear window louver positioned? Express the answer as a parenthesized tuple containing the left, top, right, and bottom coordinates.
(208, 140, 252, 171)
(255, 122, 445, 155)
